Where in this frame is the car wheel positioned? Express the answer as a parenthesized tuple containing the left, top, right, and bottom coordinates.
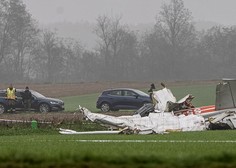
(100, 102, 111, 112)
(0, 103, 6, 114)
(39, 103, 50, 113)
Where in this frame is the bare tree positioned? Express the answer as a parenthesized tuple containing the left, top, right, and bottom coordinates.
(10, 0, 38, 79)
(113, 29, 139, 80)
(94, 15, 123, 79)
(0, 0, 38, 81)
(139, 30, 171, 80)
(31, 30, 63, 83)
(199, 26, 236, 78)
(155, 0, 196, 78)
(156, 0, 195, 49)
(0, 0, 13, 64)
(94, 14, 139, 80)
(59, 38, 84, 82)
(43, 30, 57, 83)
(95, 15, 112, 69)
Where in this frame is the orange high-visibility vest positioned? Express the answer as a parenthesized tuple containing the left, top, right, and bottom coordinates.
(6, 88, 16, 99)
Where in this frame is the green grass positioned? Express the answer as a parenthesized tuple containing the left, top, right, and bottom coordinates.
(61, 84, 216, 112)
(170, 84, 216, 107)
(61, 93, 100, 112)
(1, 83, 233, 167)
(0, 129, 236, 167)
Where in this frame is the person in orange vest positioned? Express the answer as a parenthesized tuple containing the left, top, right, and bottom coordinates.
(6, 84, 16, 112)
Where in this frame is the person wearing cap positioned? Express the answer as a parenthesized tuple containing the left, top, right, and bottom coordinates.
(22, 86, 32, 112)
(6, 84, 16, 112)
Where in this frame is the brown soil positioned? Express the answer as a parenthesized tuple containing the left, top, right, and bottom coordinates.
(0, 80, 219, 98)
(1, 81, 152, 98)
(0, 80, 219, 123)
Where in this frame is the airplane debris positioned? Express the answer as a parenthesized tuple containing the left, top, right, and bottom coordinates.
(60, 79, 236, 135)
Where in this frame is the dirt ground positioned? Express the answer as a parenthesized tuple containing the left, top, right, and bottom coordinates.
(0, 80, 219, 98)
(0, 80, 219, 123)
(0, 81, 153, 123)
(0, 81, 153, 98)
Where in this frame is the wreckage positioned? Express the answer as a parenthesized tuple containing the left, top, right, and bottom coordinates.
(60, 79, 236, 135)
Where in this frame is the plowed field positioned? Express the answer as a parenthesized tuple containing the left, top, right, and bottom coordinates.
(0, 80, 218, 122)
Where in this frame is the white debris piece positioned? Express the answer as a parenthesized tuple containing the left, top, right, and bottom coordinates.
(59, 128, 121, 135)
(153, 88, 176, 112)
(79, 106, 206, 134)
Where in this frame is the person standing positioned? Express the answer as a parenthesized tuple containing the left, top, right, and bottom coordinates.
(161, 82, 166, 88)
(148, 83, 156, 104)
(6, 84, 16, 112)
(22, 86, 32, 112)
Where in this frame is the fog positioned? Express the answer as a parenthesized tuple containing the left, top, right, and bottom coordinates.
(1, 0, 236, 83)
(22, 0, 236, 26)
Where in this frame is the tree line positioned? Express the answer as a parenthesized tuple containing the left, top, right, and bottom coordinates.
(0, 0, 235, 83)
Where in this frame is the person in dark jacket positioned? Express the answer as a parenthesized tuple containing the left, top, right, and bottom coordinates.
(22, 86, 32, 111)
(148, 83, 156, 104)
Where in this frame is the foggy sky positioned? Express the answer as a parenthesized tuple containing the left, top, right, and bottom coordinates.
(22, 0, 236, 26)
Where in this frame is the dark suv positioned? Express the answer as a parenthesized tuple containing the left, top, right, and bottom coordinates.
(96, 88, 151, 112)
(0, 89, 64, 114)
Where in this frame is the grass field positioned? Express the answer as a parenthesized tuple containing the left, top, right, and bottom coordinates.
(61, 83, 216, 112)
(0, 129, 236, 167)
(1, 82, 235, 168)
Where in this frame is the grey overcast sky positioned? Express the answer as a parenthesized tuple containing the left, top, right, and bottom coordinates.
(22, 0, 236, 26)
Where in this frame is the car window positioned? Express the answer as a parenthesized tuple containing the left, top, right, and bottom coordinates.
(133, 89, 149, 96)
(109, 90, 122, 96)
(16, 92, 23, 98)
(31, 90, 45, 98)
(124, 90, 136, 96)
(0, 92, 5, 97)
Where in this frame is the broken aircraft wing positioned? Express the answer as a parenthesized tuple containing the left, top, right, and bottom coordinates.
(59, 79, 236, 135)
(78, 106, 206, 134)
